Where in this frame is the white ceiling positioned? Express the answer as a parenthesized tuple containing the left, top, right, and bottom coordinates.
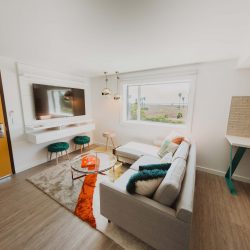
(0, 0, 250, 77)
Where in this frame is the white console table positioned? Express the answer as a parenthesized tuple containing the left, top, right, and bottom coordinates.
(26, 121, 95, 144)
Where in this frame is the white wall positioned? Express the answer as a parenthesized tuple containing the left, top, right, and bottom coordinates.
(17, 63, 93, 127)
(0, 57, 93, 173)
(193, 60, 250, 181)
(91, 60, 250, 181)
(1, 57, 250, 181)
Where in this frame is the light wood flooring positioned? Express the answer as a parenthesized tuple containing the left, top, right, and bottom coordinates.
(0, 149, 249, 250)
(190, 171, 250, 250)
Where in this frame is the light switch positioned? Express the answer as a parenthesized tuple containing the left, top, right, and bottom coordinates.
(0, 123, 5, 138)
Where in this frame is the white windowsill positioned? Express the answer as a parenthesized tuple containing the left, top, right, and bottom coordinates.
(120, 120, 188, 129)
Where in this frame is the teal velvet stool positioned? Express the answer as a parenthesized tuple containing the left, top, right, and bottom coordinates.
(48, 142, 70, 164)
(73, 136, 90, 153)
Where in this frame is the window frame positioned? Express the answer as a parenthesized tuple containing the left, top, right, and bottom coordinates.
(121, 77, 196, 131)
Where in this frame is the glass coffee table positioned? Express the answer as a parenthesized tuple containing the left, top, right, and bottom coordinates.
(70, 150, 117, 180)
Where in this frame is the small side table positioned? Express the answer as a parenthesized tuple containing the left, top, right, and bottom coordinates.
(225, 135, 250, 195)
(102, 132, 116, 150)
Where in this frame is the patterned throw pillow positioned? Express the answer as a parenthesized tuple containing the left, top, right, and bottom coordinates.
(157, 131, 185, 158)
(158, 140, 170, 157)
(126, 170, 167, 197)
(158, 140, 179, 158)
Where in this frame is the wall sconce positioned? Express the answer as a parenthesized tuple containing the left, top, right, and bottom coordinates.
(102, 72, 112, 96)
(114, 71, 121, 100)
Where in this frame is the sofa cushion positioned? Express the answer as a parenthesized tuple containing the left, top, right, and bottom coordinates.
(139, 163, 171, 171)
(172, 141, 190, 162)
(114, 169, 138, 192)
(153, 158, 187, 206)
(115, 142, 160, 161)
(175, 143, 196, 223)
(115, 147, 143, 161)
(126, 170, 167, 197)
(161, 152, 173, 163)
(130, 155, 161, 171)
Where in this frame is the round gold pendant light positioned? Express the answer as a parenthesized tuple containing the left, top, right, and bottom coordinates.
(102, 72, 112, 95)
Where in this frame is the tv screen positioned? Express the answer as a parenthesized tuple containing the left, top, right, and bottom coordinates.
(33, 84, 85, 120)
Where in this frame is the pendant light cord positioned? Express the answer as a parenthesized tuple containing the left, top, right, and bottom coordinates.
(116, 71, 119, 92)
(104, 72, 108, 88)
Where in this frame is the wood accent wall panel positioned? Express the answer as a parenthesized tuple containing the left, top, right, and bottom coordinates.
(227, 96, 250, 137)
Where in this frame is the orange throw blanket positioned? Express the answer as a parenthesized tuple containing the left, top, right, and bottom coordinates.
(74, 156, 99, 228)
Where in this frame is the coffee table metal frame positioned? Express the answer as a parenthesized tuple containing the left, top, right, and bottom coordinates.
(70, 151, 117, 180)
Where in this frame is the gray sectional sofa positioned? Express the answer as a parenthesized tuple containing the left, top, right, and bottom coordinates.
(100, 140, 196, 250)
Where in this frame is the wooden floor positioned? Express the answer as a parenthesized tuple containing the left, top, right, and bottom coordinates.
(0, 151, 249, 250)
(0, 148, 122, 250)
(190, 171, 250, 250)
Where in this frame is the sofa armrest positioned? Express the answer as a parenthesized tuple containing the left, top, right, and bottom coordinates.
(101, 180, 176, 216)
(100, 181, 191, 250)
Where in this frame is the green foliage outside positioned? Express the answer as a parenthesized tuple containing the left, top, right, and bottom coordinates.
(142, 112, 184, 124)
(129, 103, 138, 120)
(177, 112, 183, 119)
(129, 104, 184, 124)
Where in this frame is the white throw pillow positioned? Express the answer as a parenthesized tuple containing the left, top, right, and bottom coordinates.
(135, 177, 164, 197)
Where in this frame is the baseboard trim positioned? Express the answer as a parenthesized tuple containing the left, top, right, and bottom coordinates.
(0, 174, 12, 181)
(197, 165, 250, 183)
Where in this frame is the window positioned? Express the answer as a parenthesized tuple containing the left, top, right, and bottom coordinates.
(124, 81, 192, 125)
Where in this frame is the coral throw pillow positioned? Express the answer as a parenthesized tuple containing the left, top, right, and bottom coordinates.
(172, 137, 184, 145)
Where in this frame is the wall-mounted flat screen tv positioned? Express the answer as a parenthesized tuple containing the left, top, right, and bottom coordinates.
(33, 84, 86, 120)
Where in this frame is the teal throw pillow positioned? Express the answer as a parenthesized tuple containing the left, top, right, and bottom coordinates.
(139, 163, 171, 171)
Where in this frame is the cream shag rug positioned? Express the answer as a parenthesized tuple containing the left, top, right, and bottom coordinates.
(27, 150, 153, 250)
